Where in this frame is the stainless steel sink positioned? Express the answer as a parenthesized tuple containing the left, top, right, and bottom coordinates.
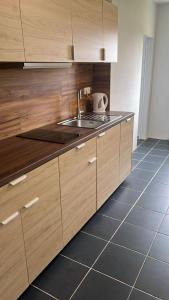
(57, 113, 122, 129)
(58, 118, 104, 129)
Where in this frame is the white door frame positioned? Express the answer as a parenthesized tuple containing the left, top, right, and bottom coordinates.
(138, 36, 154, 140)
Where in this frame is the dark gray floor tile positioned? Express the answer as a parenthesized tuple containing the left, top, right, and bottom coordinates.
(61, 232, 106, 267)
(137, 162, 159, 172)
(135, 147, 150, 154)
(71, 270, 131, 300)
(82, 214, 120, 241)
(33, 256, 88, 300)
(126, 207, 164, 231)
(158, 215, 169, 235)
(112, 222, 155, 255)
(19, 286, 54, 300)
(160, 164, 169, 173)
(137, 192, 169, 213)
(129, 289, 158, 300)
(110, 187, 141, 205)
(154, 144, 169, 151)
(149, 149, 169, 157)
(94, 243, 145, 285)
(149, 233, 169, 264)
(158, 140, 169, 146)
(121, 176, 148, 192)
(131, 169, 154, 182)
(99, 199, 132, 221)
(145, 182, 169, 198)
(152, 172, 169, 186)
(132, 159, 139, 168)
(136, 257, 169, 300)
(133, 152, 145, 160)
(143, 155, 165, 164)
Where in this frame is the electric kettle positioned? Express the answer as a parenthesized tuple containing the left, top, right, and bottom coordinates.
(92, 93, 108, 113)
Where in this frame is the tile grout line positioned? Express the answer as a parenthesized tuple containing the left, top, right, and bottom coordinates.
(126, 151, 169, 300)
(132, 140, 163, 171)
(31, 284, 59, 300)
(68, 140, 166, 300)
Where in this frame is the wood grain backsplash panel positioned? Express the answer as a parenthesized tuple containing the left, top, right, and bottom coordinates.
(0, 63, 110, 140)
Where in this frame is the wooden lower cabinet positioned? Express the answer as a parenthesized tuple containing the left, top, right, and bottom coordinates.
(97, 124, 120, 209)
(0, 213, 28, 300)
(120, 117, 134, 183)
(21, 158, 63, 283)
(59, 138, 97, 245)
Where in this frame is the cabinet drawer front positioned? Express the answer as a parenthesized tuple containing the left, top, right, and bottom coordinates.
(120, 117, 134, 182)
(97, 124, 120, 208)
(21, 160, 63, 283)
(59, 138, 97, 245)
(0, 214, 28, 300)
(0, 158, 59, 222)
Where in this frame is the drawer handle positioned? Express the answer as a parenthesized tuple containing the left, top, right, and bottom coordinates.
(126, 118, 132, 122)
(9, 175, 27, 186)
(88, 157, 97, 165)
(24, 197, 39, 209)
(1, 211, 19, 225)
(98, 132, 106, 138)
(76, 143, 86, 150)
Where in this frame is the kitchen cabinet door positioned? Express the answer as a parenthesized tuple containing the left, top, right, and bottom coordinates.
(97, 124, 120, 209)
(20, 0, 73, 62)
(21, 158, 63, 283)
(0, 0, 24, 61)
(59, 138, 97, 245)
(72, 0, 103, 62)
(120, 117, 134, 183)
(103, 0, 118, 62)
(0, 212, 28, 300)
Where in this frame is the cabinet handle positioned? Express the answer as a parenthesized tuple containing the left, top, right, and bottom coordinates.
(9, 175, 27, 186)
(88, 157, 97, 165)
(126, 118, 132, 122)
(72, 45, 75, 60)
(101, 48, 106, 61)
(98, 132, 106, 138)
(1, 211, 19, 225)
(24, 197, 39, 209)
(76, 143, 86, 150)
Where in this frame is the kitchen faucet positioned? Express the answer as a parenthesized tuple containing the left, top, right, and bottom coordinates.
(77, 87, 92, 119)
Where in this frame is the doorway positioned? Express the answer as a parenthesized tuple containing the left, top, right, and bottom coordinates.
(138, 36, 154, 140)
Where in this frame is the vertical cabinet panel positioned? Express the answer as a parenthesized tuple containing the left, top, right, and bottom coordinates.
(97, 125, 120, 209)
(21, 158, 63, 283)
(0, 214, 28, 300)
(120, 117, 134, 183)
(103, 1, 118, 62)
(59, 138, 97, 245)
(0, 0, 24, 61)
(20, 0, 73, 62)
(72, 0, 103, 62)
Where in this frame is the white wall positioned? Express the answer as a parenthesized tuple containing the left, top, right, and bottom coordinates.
(110, 0, 156, 149)
(148, 3, 169, 139)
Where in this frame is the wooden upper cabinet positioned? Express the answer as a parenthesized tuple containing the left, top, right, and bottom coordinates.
(59, 138, 97, 245)
(120, 117, 134, 183)
(0, 212, 28, 300)
(20, 0, 73, 62)
(103, 0, 118, 62)
(72, 0, 103, 62)
(97, 125, 120, 209)
(0, 0, 25, 61)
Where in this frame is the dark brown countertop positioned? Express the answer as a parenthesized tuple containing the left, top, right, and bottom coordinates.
(0, 111, 134, 187)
